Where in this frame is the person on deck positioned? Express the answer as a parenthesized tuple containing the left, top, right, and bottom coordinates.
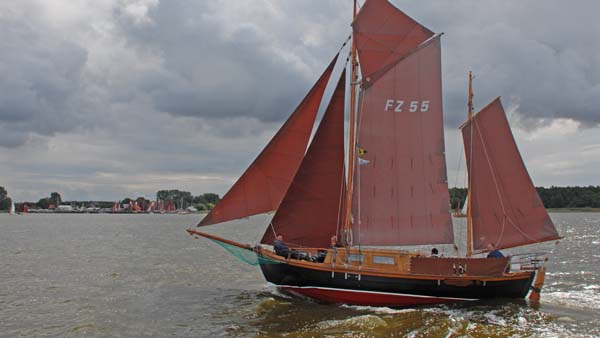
(274, 234, 291, 257)
(431, 248, 439, 257)
(486, 243, 504, 258)
(273, 234, 308, 260)
(330, 235, 343, 248)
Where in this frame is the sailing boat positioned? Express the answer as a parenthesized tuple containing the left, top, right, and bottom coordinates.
(453, 194, 467, 218)
(188, 0, 560, 307)
(9, 200, 15, 215)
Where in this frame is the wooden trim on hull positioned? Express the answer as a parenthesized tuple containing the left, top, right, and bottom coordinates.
(187, 229, 537, 306)
(260, 262, 534, 306)
(278, 285, 476, 307)
(256, 246, 532, 283)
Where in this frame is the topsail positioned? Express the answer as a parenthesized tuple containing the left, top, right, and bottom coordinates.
(352, 0, 434, 81)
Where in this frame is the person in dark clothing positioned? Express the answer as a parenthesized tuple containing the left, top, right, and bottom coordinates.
(486, 242, 504, 258)
(330, 235, 343, 248)
(274, 234, 291, 257)
(431, 248, 439, 257)
(311, 235, 342, 263)
(273, 234, 309, 260)
(313, 250, 327, 263)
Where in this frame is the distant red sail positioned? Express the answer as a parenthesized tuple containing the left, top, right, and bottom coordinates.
(262, 70, 347, 248)
(461, 98, 560, 251)
(352, 35, 453, 246)
(353, 0, 434, 80)
(198, 55, 338, 226)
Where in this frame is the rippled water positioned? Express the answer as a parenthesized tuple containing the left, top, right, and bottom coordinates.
(0, 213, 598, 337)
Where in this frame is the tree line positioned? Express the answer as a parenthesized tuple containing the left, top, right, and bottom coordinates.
(0, 187, 220, 211)
(449, 186, 600, 210)
(0, 186, 11, 211)
(155, 189, 220, 211)
(4, 185, 600, 211)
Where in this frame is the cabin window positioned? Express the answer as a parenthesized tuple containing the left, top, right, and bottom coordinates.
(373, 256, 395, 265)
(347, 254, 364, 263)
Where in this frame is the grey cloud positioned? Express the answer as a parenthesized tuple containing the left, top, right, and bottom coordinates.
(2, 0, 600, 151)
(0, 11, 87, 147)
(2, 0, 600, 201)
(402, 0, 600, 128)
(113, 0, 334, 123)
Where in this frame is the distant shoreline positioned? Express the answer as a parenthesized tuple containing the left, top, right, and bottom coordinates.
(3, 208, 600, 215)
(547, 208, 600, 213)
(0, 211, 209, 215)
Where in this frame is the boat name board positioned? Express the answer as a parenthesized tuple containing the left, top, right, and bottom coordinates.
(384, 99, 430, 113)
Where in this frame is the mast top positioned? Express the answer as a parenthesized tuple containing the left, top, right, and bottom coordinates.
(468, 71, 474, 120)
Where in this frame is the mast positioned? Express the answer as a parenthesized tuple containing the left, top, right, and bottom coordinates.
(466, 71, 474, 257)
(342, 0, 358, 246)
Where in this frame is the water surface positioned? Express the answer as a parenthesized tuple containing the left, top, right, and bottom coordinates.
(0, 213, 598, 337)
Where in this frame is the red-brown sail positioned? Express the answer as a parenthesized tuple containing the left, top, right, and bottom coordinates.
(352, 6, 453, 246)
(353, 0, 433, 81)
(461, 98, 560, 251)
(261, 70, 347, 248)
(198, 55, 338, 226)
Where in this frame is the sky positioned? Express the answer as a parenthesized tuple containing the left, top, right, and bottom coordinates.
(1, 0, 599, 202)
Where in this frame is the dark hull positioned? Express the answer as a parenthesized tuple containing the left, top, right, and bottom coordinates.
(259, 263, 534, 307)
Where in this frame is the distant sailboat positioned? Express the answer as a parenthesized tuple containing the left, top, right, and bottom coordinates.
(9, 200, 15, 215)
(177, 197, 191, 214)
(187, 0, 560, 307)
(454, 194, 468, 218)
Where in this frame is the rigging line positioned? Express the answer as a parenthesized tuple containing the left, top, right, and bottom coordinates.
(496, 216, 507, 248)
(355, 89, 366, 247)
(338, 35, 352, 55)
(339, 45, 353, 242)
(506, 214, 540, 243)
(451, 132, 464, 207)
(474, 118, 507, 214)
(335, 154, 345, 240)
(357, 160, 361, 246)
(344, 49, 352, 68)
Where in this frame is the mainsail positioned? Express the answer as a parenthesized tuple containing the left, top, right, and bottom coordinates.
(262, 70, 347, 248)
(461, 98, 560, 251)
(198, 55, 338, 226)
(351, 1, 453, 246)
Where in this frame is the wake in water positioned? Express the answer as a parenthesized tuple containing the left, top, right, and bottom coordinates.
(254, 287, 595, 337)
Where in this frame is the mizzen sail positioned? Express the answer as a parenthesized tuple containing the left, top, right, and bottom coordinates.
(198, 55, 338, 226)
(461, 98, 560, 251)
(351, 0, 453, 246)
(262, 70, 347, 248)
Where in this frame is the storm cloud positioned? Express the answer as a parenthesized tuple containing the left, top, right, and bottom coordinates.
(1, 0, 599, 200)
